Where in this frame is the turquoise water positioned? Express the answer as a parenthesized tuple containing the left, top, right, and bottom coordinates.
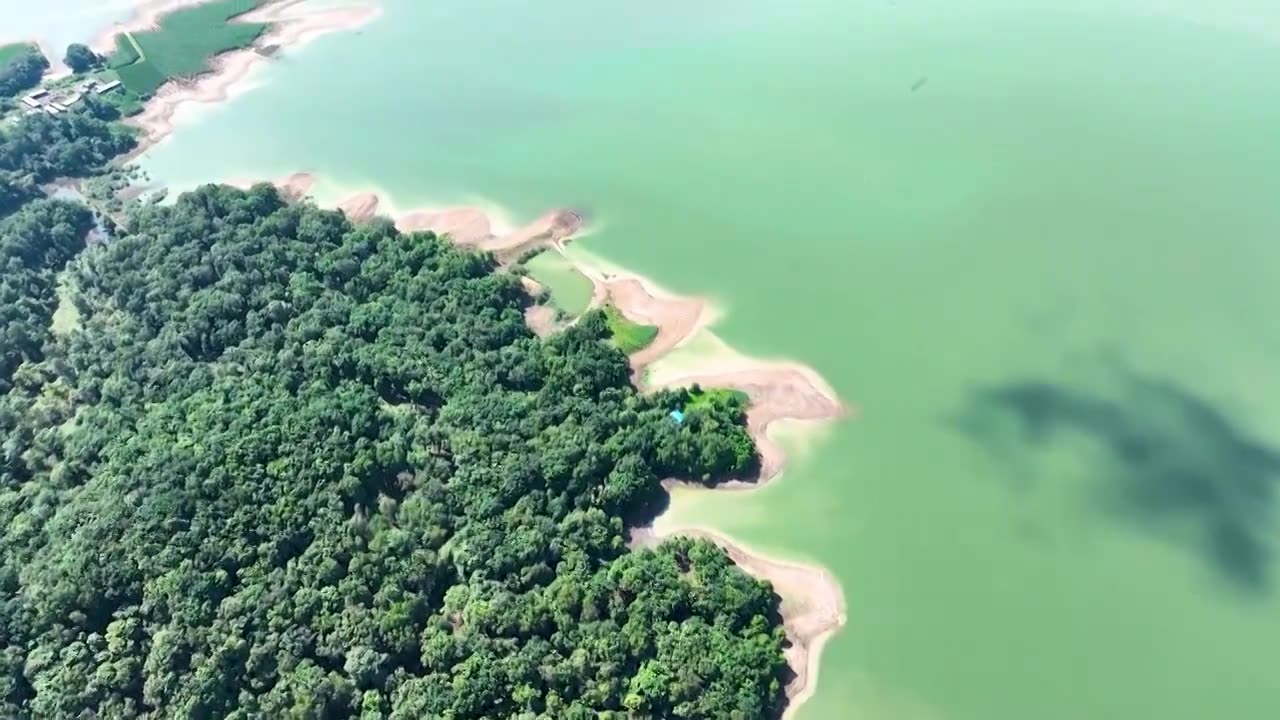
(115, 0, 1280, 717)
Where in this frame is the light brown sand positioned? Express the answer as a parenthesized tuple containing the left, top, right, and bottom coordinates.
(395, 206, 581, 258)
(482, 209, 583, 257)
(394, 207, 493, 245)
(518, 276, 561, 337)
(224, 170, 314, 197)
(522, 305, 557, 337)
(604, 277, 709, 369)
(276, 171, 315, 199)
(337, 192, 380, 221)
(125, 1, 382, 151)
(225, 178, 579, 257)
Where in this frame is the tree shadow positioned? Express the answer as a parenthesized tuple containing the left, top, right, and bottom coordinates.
(955, 367, 1279, 593)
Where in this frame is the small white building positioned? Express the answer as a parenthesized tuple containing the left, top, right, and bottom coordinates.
(96, 80, 122, 95)
(20, 96, 41, 109)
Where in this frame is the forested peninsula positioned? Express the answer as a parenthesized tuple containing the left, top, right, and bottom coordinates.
(0, 96, 791, 717)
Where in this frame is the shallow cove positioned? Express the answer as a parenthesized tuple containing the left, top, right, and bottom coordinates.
(134, 0, 1280, 718)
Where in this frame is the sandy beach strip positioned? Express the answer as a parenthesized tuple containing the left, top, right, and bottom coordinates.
(238, 174, 584, 255)
(396, 205, 582, 257)
(223, 170, 313, 197)
(337, 191, 380, 221)
(322, 185, 582, 256)
(124, 1, 383, 152)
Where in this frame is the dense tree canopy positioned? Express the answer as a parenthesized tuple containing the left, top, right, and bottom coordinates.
(64, 43, 101, 74)
(0, 96, 135, 186)
(0, 184, 784, 718)
(0, 199, 94, 389)
(0, 46, 48, 98)
(0, 169, 39, 217)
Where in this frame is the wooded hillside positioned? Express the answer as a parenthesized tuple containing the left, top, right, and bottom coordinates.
(0, 183, 785, 718)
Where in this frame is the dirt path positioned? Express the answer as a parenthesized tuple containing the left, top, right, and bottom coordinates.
(122, 31, 147, 61)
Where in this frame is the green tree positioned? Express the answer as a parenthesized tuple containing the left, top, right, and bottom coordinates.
(0, 182, 784, 717)
(63, 43, 100, 74)
(0, 47, 48, 98)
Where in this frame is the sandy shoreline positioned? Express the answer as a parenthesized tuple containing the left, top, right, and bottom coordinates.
(172, 160, 847, 720)
(567, 252, 848, 482)
(242, 173, 584, 258)
(122, 0, 383, 154)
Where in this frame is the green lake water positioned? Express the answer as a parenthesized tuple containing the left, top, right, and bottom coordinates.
(134, 0, 1280, 717)
(524, 251, 594, 317)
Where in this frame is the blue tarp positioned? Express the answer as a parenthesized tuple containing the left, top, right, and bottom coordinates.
(669, 409, 686, 424)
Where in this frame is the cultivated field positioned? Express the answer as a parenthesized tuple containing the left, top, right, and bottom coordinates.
(108, 0, 266, 97)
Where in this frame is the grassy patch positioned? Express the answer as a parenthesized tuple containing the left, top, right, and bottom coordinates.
(0, 43, 37, 67)
(524, 251, 594, 316)
(114, 93, 147, 117)
(687, 387, 751, 411)
(108, 0, 267, 97)
(604, 303, 657, 354)
(116, 60, 168, 97)
(50, 274, 82, 335)
(90, 69, 147, 116)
